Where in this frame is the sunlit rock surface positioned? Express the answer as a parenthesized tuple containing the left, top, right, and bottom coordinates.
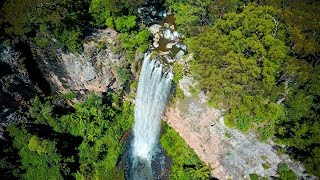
(163, 75, 315, 180)
(148, 15, 187, 64)
(35, 29, 124, 94)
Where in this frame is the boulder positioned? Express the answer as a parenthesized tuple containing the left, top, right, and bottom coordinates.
(176, 43, 187, 51)
(166, 42, 176, 49)
(175, 50, 185, 59)
(169, 25, 175, 31)
(154, 33, 160, 42)
(153, 41, 159, 48)
(159, 51, 170, 56)
(163, 29, 180, 41)
(149, 24, 162, 35)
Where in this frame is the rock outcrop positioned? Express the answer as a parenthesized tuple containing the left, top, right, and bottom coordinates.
(1, 29, 126, 127)
(148, 22, 186, 63)
(0, 46, 37, 127)
(35, 28, 125, 94)
(163, 75, 315, 179)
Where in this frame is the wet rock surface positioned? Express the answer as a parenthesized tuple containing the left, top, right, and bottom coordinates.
(119, 132, 172, 180)
(137, 1, 166, 26)
(148, 14, 187, 64)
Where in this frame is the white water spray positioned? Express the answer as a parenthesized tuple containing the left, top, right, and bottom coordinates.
(131, 54, 172, 178)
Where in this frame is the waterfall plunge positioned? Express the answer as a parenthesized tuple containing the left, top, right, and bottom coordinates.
(131, 54, 172, 179)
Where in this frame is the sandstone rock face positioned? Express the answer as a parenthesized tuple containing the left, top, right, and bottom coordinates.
(164, 98, 313, 179)
(163, 75, 314, 180)
(36, 29, 125, 94)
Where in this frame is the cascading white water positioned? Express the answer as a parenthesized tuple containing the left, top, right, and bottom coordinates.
(131, 54, 172, 178)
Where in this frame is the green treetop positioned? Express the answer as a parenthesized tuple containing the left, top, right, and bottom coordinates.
(187, 3, 288, 139)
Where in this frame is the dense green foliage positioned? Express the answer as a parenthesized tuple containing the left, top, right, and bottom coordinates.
(167, 0, 320, 177)
(1, 93, 134, 179)
(281, 1, 320, 57)
(0, 0, 151, 54)
(89, 0, 146, 26)
(7, 127, 63, 180)
(165, 0, 242, 36)
(1, 0, 91, 52)
(188, 3, 287, 137)
(88, 0, 151, 60)
(161, 122, 211, 179)
(118, 29, 151, 60)
(115, 16, 137, 33)
(277, 163, 297, 180)
(1, 0, 320, 178)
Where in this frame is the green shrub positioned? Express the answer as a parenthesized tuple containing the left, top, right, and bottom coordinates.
(277, 163, 297, 180)
(250, 173, 260, 180)
(224, 132, 231, 138)
(61, 92, 76, 100)
(161, 122, 211, 179)
(115, 16, 137, 33)
(262, 163, 270, 170)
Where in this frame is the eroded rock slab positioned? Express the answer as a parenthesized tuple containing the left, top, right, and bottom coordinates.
(35, 28, 125, 94)
(163, 77, 314, 179)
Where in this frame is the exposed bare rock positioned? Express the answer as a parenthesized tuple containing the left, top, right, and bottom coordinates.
(1, 110, 29, 126)
(149, 24, 162, 35)
(91, 28, 117, 44)
(159, 51, 170, 56)
(163, 96, 314, 179)
(35, 28, 125, 94)
(1, 47, 31, 84)
(0, 46, 38, 126)
(178, 77, 193, 97)
(166, 42, 176, 49)
(164, 97, 228, 178)
(169, 25, 175, 31)
(175, 50, 184, 59)
(163, 23, 170, 28)
(153, 41, 159, 48)
(150, 20, 187, 63)
(163, 70, 314, 179)
(154, 33, 160, 41)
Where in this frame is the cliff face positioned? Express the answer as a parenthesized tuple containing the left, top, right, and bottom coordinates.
(163, 75, 314, 180)
(0, 29, 127, 128)
(35, 29, 125, 95)
(0, 47, 38, 128)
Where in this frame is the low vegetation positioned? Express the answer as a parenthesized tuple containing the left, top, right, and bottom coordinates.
(161, 122, 211, 179)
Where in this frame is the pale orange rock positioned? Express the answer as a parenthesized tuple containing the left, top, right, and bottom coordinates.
(163, 101, 228, 179)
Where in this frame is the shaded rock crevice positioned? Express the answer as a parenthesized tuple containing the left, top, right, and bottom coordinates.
(0, 45, 39, 126)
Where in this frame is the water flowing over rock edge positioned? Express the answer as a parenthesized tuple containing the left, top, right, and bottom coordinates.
(131, 54, 172, 179)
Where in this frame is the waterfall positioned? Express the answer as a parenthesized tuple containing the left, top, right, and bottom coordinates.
(131, 54, 172, 179)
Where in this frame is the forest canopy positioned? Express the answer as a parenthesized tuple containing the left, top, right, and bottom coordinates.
(1, 93, 134, 179)
(0, 0, 319, 178)
(170, 0, 320, 176)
